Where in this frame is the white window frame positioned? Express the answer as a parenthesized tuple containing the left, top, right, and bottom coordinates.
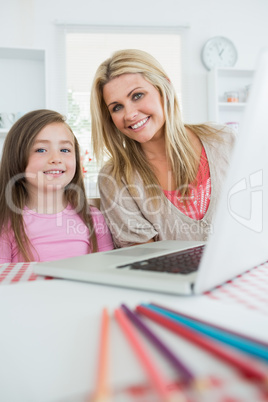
(55, 24, 190, 197)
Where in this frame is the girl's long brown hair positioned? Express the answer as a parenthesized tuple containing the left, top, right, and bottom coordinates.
(0, 109, 97, 261)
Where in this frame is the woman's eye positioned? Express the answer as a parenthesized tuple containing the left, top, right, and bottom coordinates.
(133, 92, 143, 101)
(112, 104, 122, 113)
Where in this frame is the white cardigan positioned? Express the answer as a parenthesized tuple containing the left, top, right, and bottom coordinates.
(98, 126, 235, 248)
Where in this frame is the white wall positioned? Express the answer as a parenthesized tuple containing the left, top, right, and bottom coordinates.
(1, 0, 268, 123)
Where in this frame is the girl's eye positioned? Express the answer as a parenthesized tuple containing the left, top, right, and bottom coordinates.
(133, 92, 143, 101)
(112, 104, 122, 113)
(61, 149, 71, 153)
(36, 148, 46, 153)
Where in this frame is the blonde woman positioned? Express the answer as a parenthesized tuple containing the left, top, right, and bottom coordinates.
(90, 49, 235, 248)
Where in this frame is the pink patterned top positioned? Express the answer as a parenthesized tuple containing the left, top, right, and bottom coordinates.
(163, 147, 211, 220)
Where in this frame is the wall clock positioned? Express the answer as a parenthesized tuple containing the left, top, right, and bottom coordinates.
(201, 36, 238, 70)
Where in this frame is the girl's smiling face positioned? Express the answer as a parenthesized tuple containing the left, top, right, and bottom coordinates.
(25, 123, 76, 197)
(103, 73, 166, 144)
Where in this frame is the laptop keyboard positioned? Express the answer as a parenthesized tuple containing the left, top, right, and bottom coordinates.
(116, 245, 205, 274)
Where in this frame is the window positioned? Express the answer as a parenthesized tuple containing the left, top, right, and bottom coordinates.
(64, 26, 188, 196)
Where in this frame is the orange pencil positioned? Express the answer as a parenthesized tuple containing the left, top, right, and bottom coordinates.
(91, 307, 111, 402)
(114, 307, 184, 402)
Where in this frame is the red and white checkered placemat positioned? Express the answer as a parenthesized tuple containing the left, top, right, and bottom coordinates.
(205, 262, 268, 316)
(0, 262, 50, 285)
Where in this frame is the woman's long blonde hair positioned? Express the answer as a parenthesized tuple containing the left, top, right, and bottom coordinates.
(90, 49, 221, 198)
(0, 109, 97, 261)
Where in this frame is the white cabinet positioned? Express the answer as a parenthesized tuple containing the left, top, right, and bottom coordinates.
(0, 47, 46, 137)
(207, 68, 254, 130)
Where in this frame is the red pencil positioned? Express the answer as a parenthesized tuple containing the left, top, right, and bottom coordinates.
(151, 302, 268, 348)
(114, 307, 173, 401)
(136, 305, 268, 384)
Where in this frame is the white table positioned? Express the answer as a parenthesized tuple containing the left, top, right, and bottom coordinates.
(0, 262, 268, 401)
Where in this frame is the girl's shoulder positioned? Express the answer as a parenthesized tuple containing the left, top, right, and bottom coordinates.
(89, 205, 106, 223)
(89, 205, 100, 213)
(0, 223, 14, 240)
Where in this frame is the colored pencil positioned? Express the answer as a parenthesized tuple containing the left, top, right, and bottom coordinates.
(136, 304, 268, 384)
(121, 303, 194, 383)
(91, 307, 111, 402)
(151, 302, 268, 348)
(146, 303, 268, 362)
(114, 307, 172, 401)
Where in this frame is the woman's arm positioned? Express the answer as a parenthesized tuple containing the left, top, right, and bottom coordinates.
(131, 238, 155, 246)
(98, 171, 158, 248)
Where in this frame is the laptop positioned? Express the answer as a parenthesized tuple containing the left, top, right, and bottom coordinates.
(34, 49, 268, 295)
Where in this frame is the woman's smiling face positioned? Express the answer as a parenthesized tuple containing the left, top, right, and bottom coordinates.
(103, 73, 166, 144)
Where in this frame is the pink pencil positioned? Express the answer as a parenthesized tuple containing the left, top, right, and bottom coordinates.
(114, 307, 174, 401)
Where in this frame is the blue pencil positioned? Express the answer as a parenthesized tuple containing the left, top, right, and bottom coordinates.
(151, 303, 268, 348)
(141, 303, 268, 362)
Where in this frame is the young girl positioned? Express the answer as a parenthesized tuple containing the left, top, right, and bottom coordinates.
(0, 109, 114, 263)
(90, 49, 235, 248)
